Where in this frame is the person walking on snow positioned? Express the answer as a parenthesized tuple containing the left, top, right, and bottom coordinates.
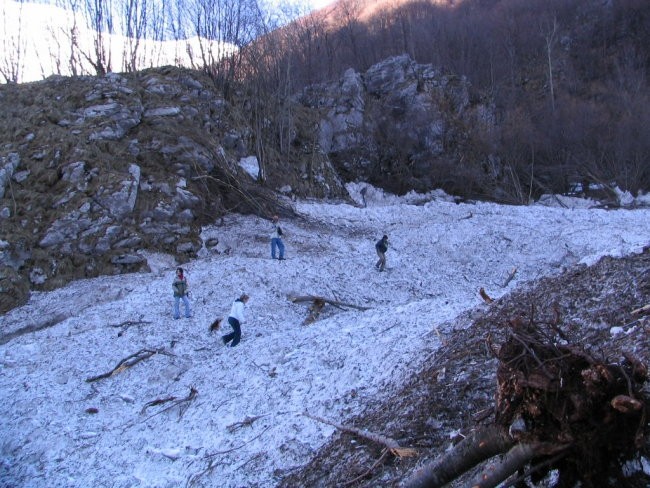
(270, 215, 285, 260)
(172, 267, 191, 319)
(222, 294, 250, 347)
(375, 235, 389, 271)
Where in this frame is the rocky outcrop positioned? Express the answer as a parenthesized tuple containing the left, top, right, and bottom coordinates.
(0, 67, 347, 312)
(300, 54, 493, 193)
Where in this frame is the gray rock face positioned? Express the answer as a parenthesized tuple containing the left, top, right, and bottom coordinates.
(300, 54, 490, 192)
(0, 153, 20, 199)
(96, 164, 141, 218)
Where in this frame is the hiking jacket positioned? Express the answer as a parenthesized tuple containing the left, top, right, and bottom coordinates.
(375, 238, 388, 253)
(172, 276, 188, 297)
(229, 299, 246, 323)
(270, 224, 283, 240)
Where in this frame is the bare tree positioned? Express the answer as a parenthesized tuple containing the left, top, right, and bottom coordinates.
(120, 0, 149, 72)
(82, 0, 115, 75)
(189, 0, 264, 96)
(540, 14, 558, 113)
(337, 0, 364, 69)
(0, 0, 27, 83)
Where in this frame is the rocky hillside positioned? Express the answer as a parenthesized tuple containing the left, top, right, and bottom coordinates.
(0, 57, 485, 313)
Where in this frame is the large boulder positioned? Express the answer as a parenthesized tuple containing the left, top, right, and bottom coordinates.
(300, 54, 492, 194)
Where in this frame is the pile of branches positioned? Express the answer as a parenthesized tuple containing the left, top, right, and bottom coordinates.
(405, 311, 648, 488)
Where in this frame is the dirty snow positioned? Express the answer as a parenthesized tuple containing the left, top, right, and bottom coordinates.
(1, 185, 649, 488)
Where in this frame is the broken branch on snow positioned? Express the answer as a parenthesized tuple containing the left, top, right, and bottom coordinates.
(86, 348, 168, 382)
(226, 414, 269, 433)
(141, 386, 198, 419)
(186, 426, 271, 487)
(303, 412, 417, 458)
(501, 267, 517, 288)
(289, 294, 369, 325)
(110, 319, 152, 336)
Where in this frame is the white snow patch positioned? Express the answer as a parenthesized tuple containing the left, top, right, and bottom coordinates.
(1, 187, 649, 487)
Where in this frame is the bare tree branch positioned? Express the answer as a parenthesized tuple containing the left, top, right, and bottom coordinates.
(303, 412, 417, 458)
(86, 348, 165, 382)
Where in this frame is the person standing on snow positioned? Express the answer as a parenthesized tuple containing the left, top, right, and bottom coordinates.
(172, 267, 191, 319)
(270, 215, 285, 260)
(222, 294, 250, 347)
(375, 235, 389, 271)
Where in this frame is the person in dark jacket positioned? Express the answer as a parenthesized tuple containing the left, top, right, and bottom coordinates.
(375, 235, 389, 271)
(172, 267, 191, 319)
(222, 294, 250, 347)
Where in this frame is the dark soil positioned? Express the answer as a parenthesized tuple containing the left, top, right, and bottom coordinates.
(278, 247, 650, 488)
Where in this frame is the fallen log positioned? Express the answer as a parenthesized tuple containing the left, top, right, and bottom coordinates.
(289, 295, 369, 311)
(403, 425, 514, 488)
(289, 294, 369, 325)
(303, 412, 417, 458)
(468, 442, 570, 488)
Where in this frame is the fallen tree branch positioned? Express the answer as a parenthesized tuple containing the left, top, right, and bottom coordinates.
(186, 425, 271, 487)
(501, 267, 517, 288)
(303, 412, 417, 458)
(140, 386, 198, 419)
(110, 319, 152, 337)
(86, 348, 164, 382)
(468, 442, 569, 488)
(342, 447, 390, 487)
(402, 425, 514, 488)
(226, 414, 269, 433)
(631, 304, 650, 315)
(501, 450, 568, 488)
(141, 395, 177, 413)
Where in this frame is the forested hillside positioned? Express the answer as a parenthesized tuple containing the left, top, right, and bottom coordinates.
(3, 0, 649, 198)
(265, 0, 650, 200)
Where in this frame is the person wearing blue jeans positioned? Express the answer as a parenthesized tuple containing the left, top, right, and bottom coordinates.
(270, 215, 285, 260)
(222, 294, 249, 347)
(172, 267, 191, 319)
(375, 235, 388, 271)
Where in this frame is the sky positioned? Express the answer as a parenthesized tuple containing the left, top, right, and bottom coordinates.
(1, 183, 649, 488)
(308, 0, 336, 9)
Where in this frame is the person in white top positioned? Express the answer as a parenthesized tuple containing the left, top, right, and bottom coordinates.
(222, 294, 250, 347)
